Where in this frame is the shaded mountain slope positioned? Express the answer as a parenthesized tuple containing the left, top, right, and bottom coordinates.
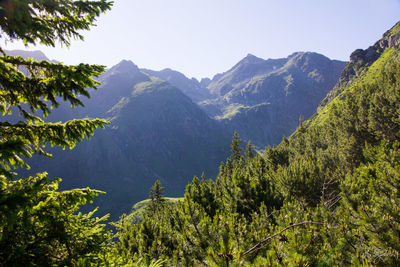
(21, 62, 231, 218)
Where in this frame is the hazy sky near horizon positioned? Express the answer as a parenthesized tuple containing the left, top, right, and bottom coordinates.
(3, 0, 400, 79)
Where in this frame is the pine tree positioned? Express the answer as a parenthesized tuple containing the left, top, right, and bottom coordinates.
(245, 140, 255, 158)
(0, 0, 112, 265)
(230, 131, 242, 161)
(149, 179, 165, 203)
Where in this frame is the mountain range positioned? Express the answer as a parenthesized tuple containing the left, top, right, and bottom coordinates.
(145, 52, 346, 146)
(6, 49, 346, 219)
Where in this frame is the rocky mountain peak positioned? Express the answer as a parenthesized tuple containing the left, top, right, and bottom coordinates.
(284, 52, 332, 73)
(100, 59, 148, 85)
(110, 60, 140, 74)
(237, 53, 265, 65)
(288, 51, 329, 62)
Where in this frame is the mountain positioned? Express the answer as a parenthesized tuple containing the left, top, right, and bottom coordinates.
(207, 53, 287, 97)
(140, 53, 346, 148)
(200, 52, 346, 146)
(6, 55, 231, 219)
(82, 60, 151, 117)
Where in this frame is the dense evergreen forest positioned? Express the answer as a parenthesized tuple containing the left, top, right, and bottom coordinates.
(1, 0, 400, 266)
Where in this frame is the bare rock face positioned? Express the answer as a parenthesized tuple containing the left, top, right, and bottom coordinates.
(319, 20, 400, 109)
(349, 47, 379, 63)
(347, 21, 400, 70)
(387, 32, 400, 47)
(380, 25, 400, 49)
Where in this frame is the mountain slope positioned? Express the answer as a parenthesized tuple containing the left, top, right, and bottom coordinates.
(141, 68, 211, 102)
(207, 53, 287, 97)
(20, 61, 231, 219)
(201, 52, 346, 146)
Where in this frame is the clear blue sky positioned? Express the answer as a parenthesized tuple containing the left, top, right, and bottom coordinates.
(3, 0, 400, 79)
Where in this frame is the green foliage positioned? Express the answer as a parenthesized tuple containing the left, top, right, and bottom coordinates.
(340, 142, 400, 265)
(230, 131, 242, 161)
(244, 140, 255, 158)
(110, 23, 400, 265)
(0, 52, 108, 177)
(122, 197, 183, 224)
(147, 180, 167, 217)
(0, 173, 110, 266)
(0, 0, 112, 265)
(149, 180, 165, 203)
(0, 0, 112, 46)
(0, 4, 111, 179)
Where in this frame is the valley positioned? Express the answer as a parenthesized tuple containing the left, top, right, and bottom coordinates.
(6, 48, 346, 219)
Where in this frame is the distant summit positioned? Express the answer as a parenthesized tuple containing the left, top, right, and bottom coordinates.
(207, 54, 287, 97)
(101, 59, 145, 83)
(110, 59, 140, 72)
(238, 53, 265, 64)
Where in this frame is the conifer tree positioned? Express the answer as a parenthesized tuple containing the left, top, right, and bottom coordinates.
(230, 131, 242, 161)
(149, 179, 165, 203)
(245, 140, 255, 158)
(0, 0, 112, 265)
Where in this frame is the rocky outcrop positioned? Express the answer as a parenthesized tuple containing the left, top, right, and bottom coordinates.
(319, 21, 400, 109)
(344, 22, 400, 81)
